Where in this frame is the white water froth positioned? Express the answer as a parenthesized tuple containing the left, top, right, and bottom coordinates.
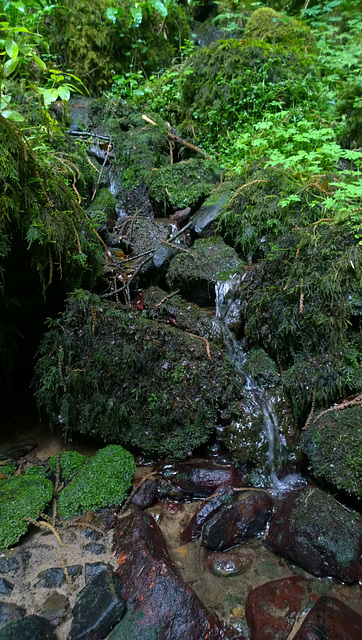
(215, 278, 306, 493)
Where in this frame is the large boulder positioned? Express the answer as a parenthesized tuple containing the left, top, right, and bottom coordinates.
(266, 486, 362, 583)
(111, 511, 227, 640)
(35, 291, 242, 460)
(293, 596, 362, 640)
(302, 405, 362, 499)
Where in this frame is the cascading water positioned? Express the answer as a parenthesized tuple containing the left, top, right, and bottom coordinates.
(215, 277, 305, 493)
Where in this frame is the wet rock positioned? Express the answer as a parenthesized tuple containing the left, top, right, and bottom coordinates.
(156, 461, 244, 498)
(180, 483, 235, 543)
(121, 218, 171, 272)
(191, 185, 231, 236)
(166, 236, 242, 306)
(85, 562, 113, 584)
(152, 244, 178, 270)
(40, 592, 70, 628)
(293, 596, 362, 640)
(81, 528, 101, 541)
(112, 510, 227, 640)
(69, 568, 125, 640)
(0, 549, 30, 574)
(0, 614, 57, 639)
(0, 444, 36, 460)
(0, 601, 26, 625)
(245, 576, 312, 640)
(83, 542, 106, 555)
(131, 479, 157, 509)
(202, 491, 273, 551)
(156, 478, 185, 501)
(36, 565, 82, 588)
(0, 578, 14, 595)
(302, 406, 362, 499)
(266, 486, 362, 583)
(204, 551, 253, 577)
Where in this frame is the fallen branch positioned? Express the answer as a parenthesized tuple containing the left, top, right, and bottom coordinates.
(161, 240, 194, 254)
(155, 289, 180, 307)
(100, 254, 153, 299)
(167, 132, 212, 160)
(186, 332, 211, 360)
(227, 179, 268, 209)
(312, 394, 362, 423)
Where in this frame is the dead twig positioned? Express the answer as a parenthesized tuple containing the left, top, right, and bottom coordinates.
(227, 180, 268, 209)
(155, 289, 180, 307)
(161, 240, 194, 254)
(22, 517, 67, 547)
(312, 394, 362, 423)
(167, 132, 212, 160)
(91, 136, 113, 202)
(186, 332, 211, 360)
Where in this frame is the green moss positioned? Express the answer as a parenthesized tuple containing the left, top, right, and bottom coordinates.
(0, 468, 54, 549)
(48, 451, 88, 483)
(147, 158, 220, 211)
(166, 236, 242, 294)
(244, 8, 315, 50)
(35, 290, 242, 459)
(56, 445, 135, 520)
(0, 462, 17, 477)
(302, 406, 362, 499)
(245, 348, 280, 387)
(290, 487, 362, 569)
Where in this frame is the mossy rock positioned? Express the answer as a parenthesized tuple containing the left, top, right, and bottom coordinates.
(144, 286, 223, 342)
(0, 468, 54, 549)
(56, 445, 135, 519)
(180, 38, 314, 141)
(244, 8, 315, 50)
(302, 405, 362, 499)
(35, 290, 243, 459)
(166, 236, 242, 304)
(244, 348, 280, 387)
(147, 158, 220, 213)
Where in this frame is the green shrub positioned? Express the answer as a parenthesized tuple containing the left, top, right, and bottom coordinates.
(56, 445, 135, 519)
(0, 468, 54, 549)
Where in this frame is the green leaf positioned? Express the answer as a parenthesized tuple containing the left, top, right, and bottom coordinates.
(130, 4, 143, 26)
(32, 53, 47, 70)
(149, 0, 168, 18)
(1, 109, 25, 121)
(3, 57, 18, 77)
(5, 38, 18, 58)
(58, 85, 70, 101)
(19, 45, 31, 55)
(43, 88, 59, 106)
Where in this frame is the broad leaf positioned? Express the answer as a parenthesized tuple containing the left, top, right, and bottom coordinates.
(1, 109, 25, 121)
(32, 53, 47, 70)
(130, 4, 143, 26)
(5, 39, 18, 59)
(58, 85, 71, 101)
(149, 0, 167, 18)
(4, 57, 18, 77)
(43, 88, 59, 106)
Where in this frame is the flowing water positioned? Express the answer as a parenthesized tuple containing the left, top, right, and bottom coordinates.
(215, 277, 306, 493)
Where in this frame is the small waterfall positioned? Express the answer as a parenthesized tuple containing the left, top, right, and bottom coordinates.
(215, 278, 305, 493)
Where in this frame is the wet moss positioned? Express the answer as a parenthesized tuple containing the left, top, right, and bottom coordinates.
(244, 8, 315, 50)
(302, 406, 362, 499)
(48, 451, 88, 483)
(34, 290, 242, 459)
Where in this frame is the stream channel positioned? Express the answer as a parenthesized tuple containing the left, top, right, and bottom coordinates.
(1, 280, 361, 639)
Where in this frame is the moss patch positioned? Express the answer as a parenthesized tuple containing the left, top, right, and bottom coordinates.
(302, 406, 362, 499)
(48, 451, 88, 483)
(244, 8, 315, 50)
(56, 445, 135, 520)
(0, 468, 54, 550)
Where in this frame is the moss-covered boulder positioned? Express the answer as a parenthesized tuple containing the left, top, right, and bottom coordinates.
(0, 468, 54, 549)
(302, 405, 362, 499)
(48, 451, 88, 483)
(56, 445, 135, 519)
(267, 486, 362, 583)
(166, 236, 242, 305)
(35, 290, 242, 460)
(180, 38, 314, 141)
(244, 8, 315, 50)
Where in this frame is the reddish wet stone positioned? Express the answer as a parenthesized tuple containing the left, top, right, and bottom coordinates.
(245, 576, 312, 640)
(204, 551, 254, 577)
(112, 511, 227, 640)
(266, 487, 362, 583)
(180, 484, 235, 543)
(202, 491, 273, 551)
(131, 479, 157, 509)
(294, 596, 362, 640)
(155, 461, 244, 497)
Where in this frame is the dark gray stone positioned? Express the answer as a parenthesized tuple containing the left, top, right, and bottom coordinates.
(36, 565, 82, 588)
(41, 592, 69, 628)
(69, 568, 125, 640)
(85, 563, 113, 584)
(0, 601, 26, 625)
(0, 578, 14, 595)
(0, 614, 57, 639)
(83, 542, 106, 555)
